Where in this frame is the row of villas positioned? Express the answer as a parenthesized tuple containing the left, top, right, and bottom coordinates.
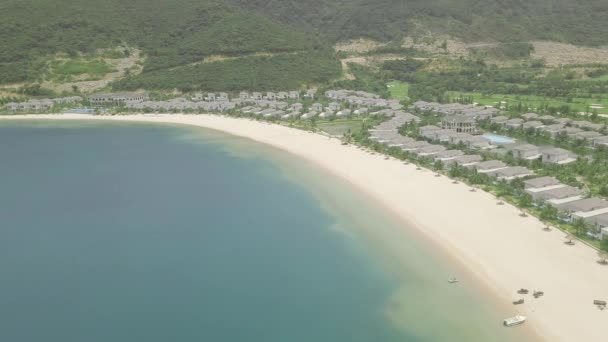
(5, 96, 83, 112)
(524, 176, 608, 239)
(494, 143, 577, 165)
(88, 92, 149, 106)
(238, 90, 304, 101)
(325, 89, 402, 109)
(125, 98, 236, 112)
(238, 101, 405, 121)
(411, 101, 499, 121)
(490, 115, 608, 148)
(419, 125, 493, 149)
(420, 124, 576, 166)
(369, 108, 606, 237)
(518, 112, 606, 132)
(369, 114, 535, 181)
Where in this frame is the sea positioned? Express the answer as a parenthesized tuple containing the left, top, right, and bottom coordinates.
(0, 120, 533, 342)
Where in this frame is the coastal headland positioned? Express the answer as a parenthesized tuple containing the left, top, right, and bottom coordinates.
(3, 113, 608, 342)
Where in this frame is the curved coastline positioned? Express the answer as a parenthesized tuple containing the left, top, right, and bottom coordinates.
(3, 113, 608, 342)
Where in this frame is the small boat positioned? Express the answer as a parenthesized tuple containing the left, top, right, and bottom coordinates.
(448, 277, 459, 283)
(593, 300, 607, 306)
(503, 315, 526, 327)
(513, 299, 524, 305)
(517, 288, 529, 294)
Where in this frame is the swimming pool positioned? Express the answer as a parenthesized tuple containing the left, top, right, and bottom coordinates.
(483, 134, 515, 144)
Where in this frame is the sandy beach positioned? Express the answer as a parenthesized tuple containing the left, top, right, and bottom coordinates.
(3, 113, 608, 341)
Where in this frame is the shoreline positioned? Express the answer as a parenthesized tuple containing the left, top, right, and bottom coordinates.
(4, 113, 608, 341)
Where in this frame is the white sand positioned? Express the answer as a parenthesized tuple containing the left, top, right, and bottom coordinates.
(4, 113, 608, 341)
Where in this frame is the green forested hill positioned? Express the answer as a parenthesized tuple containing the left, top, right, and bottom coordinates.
(1, 0, 607, 90)
(229, 0, 608, 44)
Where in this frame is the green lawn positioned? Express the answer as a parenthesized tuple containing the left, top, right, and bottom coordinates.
(590, 74, 608, 82)
(387, 81, 409, 100)
(316, 119, 366, 136)
(447, 91, 608, 113)
(48, 59, 115, 82)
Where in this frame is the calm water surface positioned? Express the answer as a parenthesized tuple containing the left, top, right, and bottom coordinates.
(0, 120, 532, 342)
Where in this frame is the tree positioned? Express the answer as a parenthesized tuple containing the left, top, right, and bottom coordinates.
(517, 193, 533, 208)
(540, 204, 558, 221)
(433, 160, 444, 171)
(572, 218, 590, 237)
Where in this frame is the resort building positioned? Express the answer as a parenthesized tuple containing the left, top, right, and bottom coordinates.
(413, 144, 446, 157)
(310, 103, 323, 112)
(443, 154, 483, 168)
(420, 125, 441, 134)
(557, 197, 608, 222)
(540, 124, 566, 137)
(400, 140, 431, 152)
(491, 116, 509, 125)
(486, 166, 534, 181)
(538, 115, 556, 123)
(592, 136, 608, 147)
(527, 185, 584, 203)
(524, 176, 561, 189)
(522, 121, 544, 130)
(564, 127, 584, 138)
(88, 92, 148, 106)
(554, 117, 571, 125)
(300, 112, 317, 120)
(318, 111, 335, 119)
(336, 109, 351, 118)
(521, 113, 539, 121)
(467, 160, 507, 173)
(573, 131, 603, 141)
(441, 115, 477, 133)
(541, 147, 576, 164)
(433, 149, 465, 162)
(504, 118, 524, 129)
(420, 128, 454, 142)
(507, 144, 541, 160)
(572, 209, 608, 237)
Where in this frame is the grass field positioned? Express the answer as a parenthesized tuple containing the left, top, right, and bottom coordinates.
(387, 81, 409, 100)
(447, 91, 608, 113)
(316, 119, 367, 136)
(48, 59, 115, 82)
(589, 74, 608, 81)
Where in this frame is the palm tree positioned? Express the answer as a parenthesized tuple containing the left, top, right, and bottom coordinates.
(598, 251, 608, 265)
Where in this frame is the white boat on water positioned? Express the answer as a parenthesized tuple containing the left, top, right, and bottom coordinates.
(503, 315, 526, 327)
(447, 277, 458, 283)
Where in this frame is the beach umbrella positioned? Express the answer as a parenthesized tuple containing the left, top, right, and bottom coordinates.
(565, 233, 576, 245)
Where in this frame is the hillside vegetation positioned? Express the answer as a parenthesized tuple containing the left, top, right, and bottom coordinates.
(1, 0, 607, 91)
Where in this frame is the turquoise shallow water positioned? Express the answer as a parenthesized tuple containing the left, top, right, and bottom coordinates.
(0, 121, 532, 342)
